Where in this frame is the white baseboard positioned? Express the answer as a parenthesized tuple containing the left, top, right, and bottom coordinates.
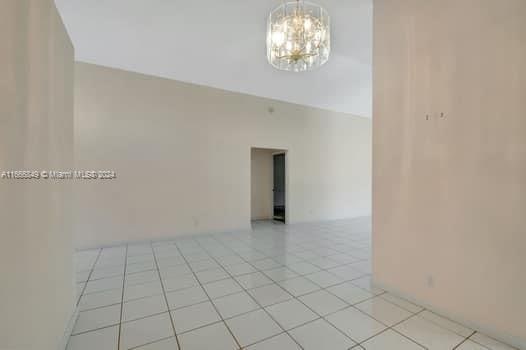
(76, 224, 252, 251)
(372, 279, 526, 350)
(58, 305, 79, 350)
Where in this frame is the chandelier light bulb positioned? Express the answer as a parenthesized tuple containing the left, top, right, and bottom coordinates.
(267, 0, 331, 72)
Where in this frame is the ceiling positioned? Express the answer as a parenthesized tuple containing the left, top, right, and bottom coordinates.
(55, 0, 372, 118)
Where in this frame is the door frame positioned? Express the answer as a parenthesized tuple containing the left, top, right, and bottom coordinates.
(271, 151, 287, 223)
(249, 147, 289, 225)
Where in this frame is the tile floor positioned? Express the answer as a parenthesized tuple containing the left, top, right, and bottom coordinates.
(70, 219, 517, 350)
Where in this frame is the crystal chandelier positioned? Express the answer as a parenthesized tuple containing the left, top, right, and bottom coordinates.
(267, 0, 330, 72)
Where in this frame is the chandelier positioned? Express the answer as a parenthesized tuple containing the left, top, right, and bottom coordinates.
(267, 0, 330, 72)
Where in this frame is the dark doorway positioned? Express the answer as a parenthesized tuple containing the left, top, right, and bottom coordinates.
(273, 153, 286, 222)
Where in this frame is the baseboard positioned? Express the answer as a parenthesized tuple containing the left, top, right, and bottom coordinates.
(58, 304, 79, 350)
(76, 224, 252, 251)
(76, 217, 373, 251)
(372, 279, 526, 350)
(251, 216, 273, 221)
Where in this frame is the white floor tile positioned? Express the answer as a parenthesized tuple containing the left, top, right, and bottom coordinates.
(350, 276, 384, 295)
(120, 313, 174, 350)
(305, 271, 343, 288)
(246, 333, 301, 350)
(212, 291, 260, 319)
(309, 257, 342, 269)
(125, 270, 159, 286)
(327, 264, 366, 280)
(225, 309, 282, 347)
(159, 264, 192, 279)
(263, 267, 300, 282)
(188, 259, 220, 272)
(274, 254, 304, 265)
(126, 261, 156, 274)
(240, 251, 268, 262)
(286, 262, 321, 275)
(394, 315, 466, 350)
(265, 299, 318, 330)
(326, 307, 386, 342)
(289, 319, 356, 350)
(278, 277, 321, 297)
(166, 286, 208, 309)
(355, 297, 413, 326)
(216, 255, 246, 266)
(84, 276, 123, 294)
(470, 333, 518, 350)
(134, 337, 179, 350)
(90, 266, 124, 280)
(195, 268, 230, 284)
(67, 325, 118, 350)
(126, 254, 155, 265)
(72, 304, 121, 334)
(457, 340, 492, 350)
(380, 293, 423, 313)
(361, 330, 425, 349)
(293, 250, 321, 260)
(203, 278, 243, 299)
(251, 258, 282, 270)
(327, 282, 373, 305)
(235, 272, 274, 290)
(223, 262, 257, 276)
(171, 301, 220, 333)
(122, 294, 168, 322)
(299, 290, 348, 316)
(72, 220, 489, 350)
(162, 273, 198, 292)
(178, 322, 238, 350)
(419, 310, 474, 337)
(78, 288, 122, 311)
(124, 280, 163, 301)
(248, 284, 293, 307)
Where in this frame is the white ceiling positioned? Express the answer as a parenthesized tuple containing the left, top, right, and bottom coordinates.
(55, 0, 372, 118)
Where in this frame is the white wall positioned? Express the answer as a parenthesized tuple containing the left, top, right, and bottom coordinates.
(250, 148, 275, 220)
(0, 1, 75, 350)
(74, 62, 372, 248)
(373, 0, 526, 347)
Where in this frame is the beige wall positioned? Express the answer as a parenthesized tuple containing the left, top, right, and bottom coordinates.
(373, 0, 526, 347)
(250, 148, 275, 221)
(0, 1, 75, 350)
(74, 62, 372, 248)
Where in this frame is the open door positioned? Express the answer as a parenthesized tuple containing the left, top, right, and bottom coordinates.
(273, 153, 286, 222)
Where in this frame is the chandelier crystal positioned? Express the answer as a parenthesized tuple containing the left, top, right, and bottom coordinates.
(267, 0, 330, 72)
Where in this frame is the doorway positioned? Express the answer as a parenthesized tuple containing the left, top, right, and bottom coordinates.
(272, 153, 286, 222)
(250, 147, 287, 224)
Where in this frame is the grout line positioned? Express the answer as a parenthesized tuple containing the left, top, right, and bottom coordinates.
(127, 335, 174, 350)
(193, 237, 430, 350)
(210, 237, 378, 348)
(452, 331, 479, 350)
(174, 242, 248, 349)
(117, 244, 129, 350)
(69, 323, 120, 337)
(71, 225, 393, 349)
(464, 332, 499, 350)
(349, 309, 427, 348)
(192, 239, 306, 350)
(76, 248, 102, 306)
(172, 240, 244, 350)
(151, 241, 183, 350)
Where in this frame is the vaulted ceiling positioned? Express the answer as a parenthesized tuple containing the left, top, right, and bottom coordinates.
(55, 0, 372, 118)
